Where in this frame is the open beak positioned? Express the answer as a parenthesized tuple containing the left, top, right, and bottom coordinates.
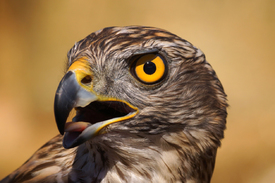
(54, 58, 138, 149)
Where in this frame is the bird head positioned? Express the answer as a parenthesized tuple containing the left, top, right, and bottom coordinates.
(54, 26, 227, 154)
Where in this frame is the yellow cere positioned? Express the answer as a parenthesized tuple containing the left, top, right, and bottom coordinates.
(68, 57, 93, 91)
(135, 54, 166, 83)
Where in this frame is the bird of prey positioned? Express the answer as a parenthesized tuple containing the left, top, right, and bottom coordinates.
(1, 26, 227, 183)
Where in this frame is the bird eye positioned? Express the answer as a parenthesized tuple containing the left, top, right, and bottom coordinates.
(131, 54, 167, 84)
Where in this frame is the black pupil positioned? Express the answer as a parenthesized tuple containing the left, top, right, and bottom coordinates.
(143, 61, 156, 75)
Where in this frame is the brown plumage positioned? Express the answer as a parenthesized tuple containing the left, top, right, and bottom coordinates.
(1, 26, 227, 183)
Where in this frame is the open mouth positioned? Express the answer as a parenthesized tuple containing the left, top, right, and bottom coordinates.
(54, 63, 139, 149)
(62, 100, 138, 148)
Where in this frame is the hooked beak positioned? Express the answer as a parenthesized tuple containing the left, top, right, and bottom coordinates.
(54, 58, 138, 149)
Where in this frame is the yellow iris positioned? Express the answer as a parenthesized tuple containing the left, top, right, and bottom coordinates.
(134, 54, 166, 84)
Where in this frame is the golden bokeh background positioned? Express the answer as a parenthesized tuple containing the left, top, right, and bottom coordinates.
(0, 0, 274, 182)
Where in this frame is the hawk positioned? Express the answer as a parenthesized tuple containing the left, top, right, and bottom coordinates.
(1, 26, 227, 183)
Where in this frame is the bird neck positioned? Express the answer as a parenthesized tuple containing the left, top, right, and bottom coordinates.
(70, 132, 215, 182)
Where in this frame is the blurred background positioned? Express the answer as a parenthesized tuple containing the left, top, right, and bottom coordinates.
(0, 0, 274, 182)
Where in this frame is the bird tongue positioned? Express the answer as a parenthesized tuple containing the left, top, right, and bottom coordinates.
(63, 122, 91, 148)
(64, 122, 91, 132)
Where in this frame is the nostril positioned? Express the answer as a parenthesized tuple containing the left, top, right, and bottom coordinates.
(81, 75, 92, 84)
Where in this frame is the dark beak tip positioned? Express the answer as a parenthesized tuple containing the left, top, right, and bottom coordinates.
(54, 109, 65, 135)
(54, 71, 78, 136)
(58, 126, 65, 135)
(54, 96, 65, 135)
